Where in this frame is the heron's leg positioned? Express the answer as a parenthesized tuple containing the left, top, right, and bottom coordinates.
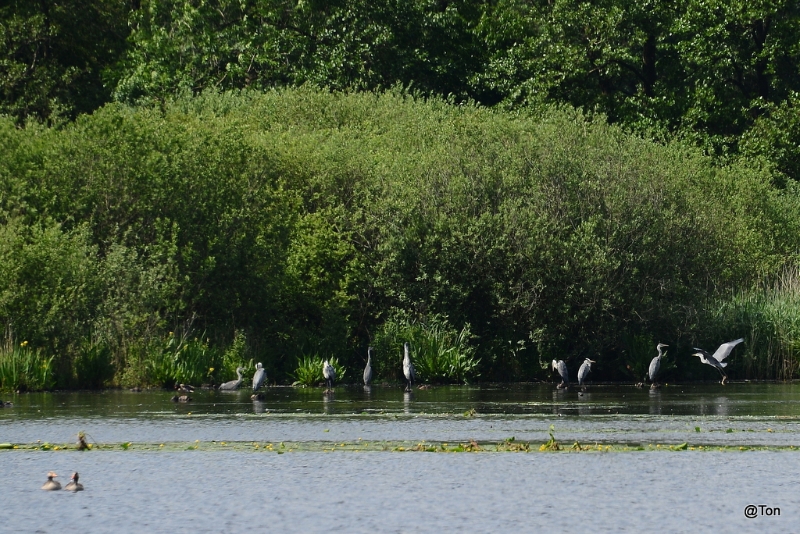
(715, 367, 727, 384)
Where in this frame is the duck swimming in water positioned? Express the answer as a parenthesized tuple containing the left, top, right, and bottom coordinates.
(65, 472, 84, 491)
(41, 472, 61, 491)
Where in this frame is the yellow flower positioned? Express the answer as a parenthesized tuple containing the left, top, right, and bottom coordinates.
(20, 340, 28, 347)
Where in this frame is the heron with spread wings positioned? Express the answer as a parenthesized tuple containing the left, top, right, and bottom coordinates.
(691, 338, 744, 385)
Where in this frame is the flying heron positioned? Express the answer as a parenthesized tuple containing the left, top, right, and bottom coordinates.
(692, 338, 744, 384)
(402, 342, 415, 392)
(65, 472, 84, 492)
(552, 360, 569, 389)
(364, 347, 374, 386)
(41, 472, 61, 491)
(323, 359, 336, 391)
(648, 343, 669, 389)
(577, 358, 595, 388)
(219, 366, 244, 390)
(252, 362, 266, 392)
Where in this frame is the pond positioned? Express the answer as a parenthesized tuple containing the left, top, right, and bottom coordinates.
(2, 383, 799, 532)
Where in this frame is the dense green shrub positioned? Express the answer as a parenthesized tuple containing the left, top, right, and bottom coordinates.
(1, 88, 799, 385)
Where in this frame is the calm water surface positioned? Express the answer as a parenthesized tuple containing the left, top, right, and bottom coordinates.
(2, 383, 799, 532)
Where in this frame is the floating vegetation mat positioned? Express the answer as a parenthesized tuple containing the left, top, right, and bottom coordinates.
(2, 439, 799, 453)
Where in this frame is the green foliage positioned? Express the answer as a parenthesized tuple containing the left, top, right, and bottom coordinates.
(3, 0, 800, 186)
(1, 89, 800, 385)
(618, 334, 675, 382)
(703, 266, 800, 380)
(373, 312, 479, 384)
(114, 0, 483, 104)
(74, 342, 114, 389)
(0, 337, 55, 392)
(291, 355, 345, 387)
(222, 330, 253, 383)
(0, 0, 129, 123)
(148, 332, 223, 388)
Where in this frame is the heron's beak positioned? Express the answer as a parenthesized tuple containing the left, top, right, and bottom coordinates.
(589, 360, 596, 363)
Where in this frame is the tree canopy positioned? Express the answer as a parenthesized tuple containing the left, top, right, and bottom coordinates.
(2, 1, 800, 178)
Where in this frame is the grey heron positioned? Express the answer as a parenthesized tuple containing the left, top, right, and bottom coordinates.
(219, 366, 244, 390)
(552, 360, 569, 389)
(323, 359, 336, 391)
(577, 358, 595, 388)
(41, 472, 61, 491)
(252, 362, 266, 392)
(364, 347, 374, 386)
(648, 343, 669, 389)
(402, 342, 415, 392)
(65, 472, 83, 492)
(692, 338, 744, 384)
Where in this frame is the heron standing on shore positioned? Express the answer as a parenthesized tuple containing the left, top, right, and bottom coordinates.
(577, 358, 595, 388)
(648, 343, 669, 389)
(402, 342, 415, 392)
(323, 359, 336, 391)
(252, 362, 266, 392)
(552, 360, 569, 389)
(364, 347, 374, 386)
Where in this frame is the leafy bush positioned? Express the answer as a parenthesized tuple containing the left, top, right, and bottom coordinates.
(1, 89, 800, 385)
(291, 355, 346, 387)
(373, 312, 480, 384)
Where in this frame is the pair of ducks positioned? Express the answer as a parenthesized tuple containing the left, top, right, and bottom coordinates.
(41, 472, 83, 491)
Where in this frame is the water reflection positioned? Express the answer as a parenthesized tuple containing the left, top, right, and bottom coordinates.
(576, 392, 593, 416)
(251, 400, 266, 414)
(648, 388, 663, 415)
(2, 383, 800, 421)
(323, 391, 335, 415)
(403, 391, 413, 414)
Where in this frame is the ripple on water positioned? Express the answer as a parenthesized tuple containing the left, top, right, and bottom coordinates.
(2, 451, 798, 533)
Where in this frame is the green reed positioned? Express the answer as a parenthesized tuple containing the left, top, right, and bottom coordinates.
(707, 266, 800, 380)
(373, 313, 480, 384)
(0, 338, 56, 392)
(292, 355, 346, 387)
(147, 332, 224, 387)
